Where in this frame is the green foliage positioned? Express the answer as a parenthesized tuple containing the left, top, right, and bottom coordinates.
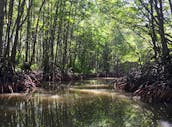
(3, 0, 160, 74)
(31, 64, 39, 70)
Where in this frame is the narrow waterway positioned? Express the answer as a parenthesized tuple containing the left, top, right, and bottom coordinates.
(0, 78, 172, 127)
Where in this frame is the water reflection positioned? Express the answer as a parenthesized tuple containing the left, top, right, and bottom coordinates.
(0, 96, 155, 127)
(0, 78, 171, 127)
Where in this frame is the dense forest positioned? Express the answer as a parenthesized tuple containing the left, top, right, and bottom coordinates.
(0, 0, 172, 102)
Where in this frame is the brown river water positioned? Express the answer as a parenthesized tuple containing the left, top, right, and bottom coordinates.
(0, 78, 172, 127)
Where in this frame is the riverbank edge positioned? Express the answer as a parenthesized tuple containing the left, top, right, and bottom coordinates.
(0, 71, 117, 94)
(112, 76, 172, 103)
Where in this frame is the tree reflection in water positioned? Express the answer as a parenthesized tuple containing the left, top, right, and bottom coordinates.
(0, 95, 155, 127)
(0, 79, 171, 127)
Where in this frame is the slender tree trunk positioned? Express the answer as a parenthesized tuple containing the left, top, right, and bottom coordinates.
(55, 0, 63, 64)
(50, 1, 59, 63)
(62, 1, 73, 72)
(11, 0, 26, 66)
(169, 0, 172, 14)
(0, 0, 5, 58)
(30, 0, 45, 65)
(150, 0, 158, 59)
(155, 0, 170, 62)
(25, 0, 33, 62)
(4, 0, 14, 58)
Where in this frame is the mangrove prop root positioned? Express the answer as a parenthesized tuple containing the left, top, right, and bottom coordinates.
(112, 63, 172, 103)
(0, 71, 43, 93)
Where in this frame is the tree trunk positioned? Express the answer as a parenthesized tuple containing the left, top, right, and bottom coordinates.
(169, 0, 172, 14)
(50, 1, 60, 63)
(155, 0, 170, 62)
(11, 0, 26, 66)
(0, 0, 5, 58)
(4, 0, 14, 58)
(30, 0, 45, 65)
(25, 0, 33, 62)
(55, 0, 63, 64)
(150, 0, 158, 59)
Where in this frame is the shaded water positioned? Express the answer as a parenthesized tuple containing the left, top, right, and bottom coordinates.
(0, 78, 172, 127)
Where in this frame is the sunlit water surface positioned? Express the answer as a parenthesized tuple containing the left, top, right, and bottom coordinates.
(0, 78, 172, 127)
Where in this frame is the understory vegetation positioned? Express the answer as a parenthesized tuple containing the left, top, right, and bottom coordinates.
(0, 0, 172, 102)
